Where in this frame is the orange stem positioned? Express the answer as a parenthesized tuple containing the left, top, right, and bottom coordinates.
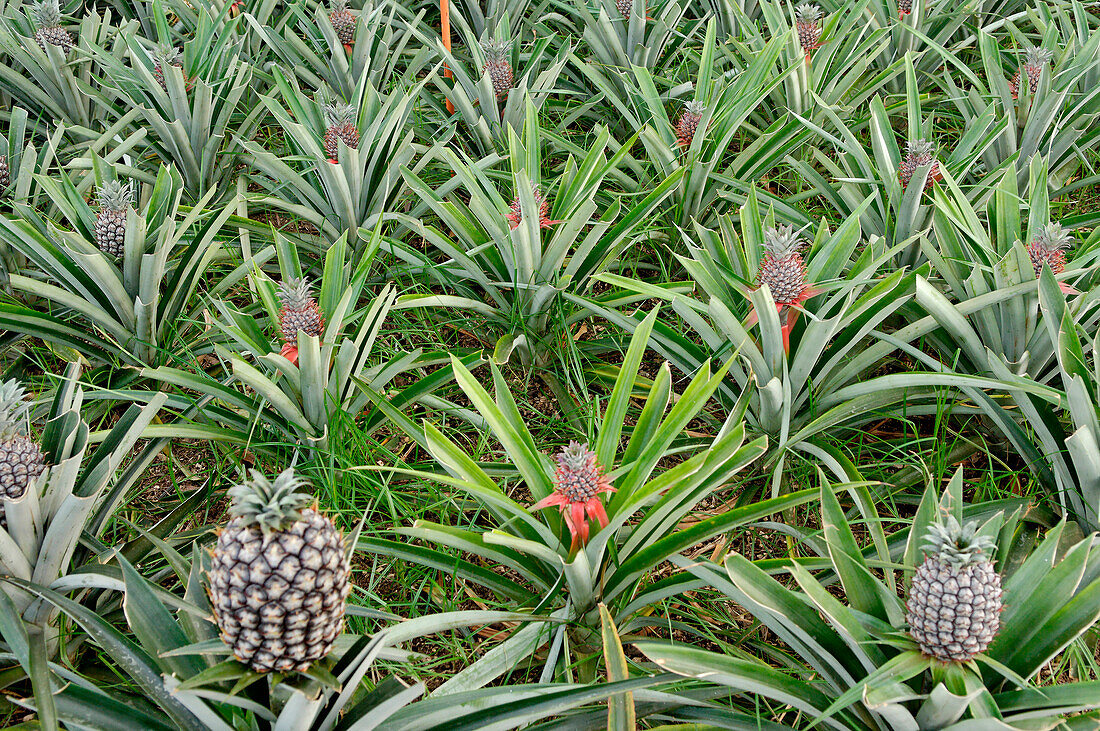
(441, 0, 454, 114)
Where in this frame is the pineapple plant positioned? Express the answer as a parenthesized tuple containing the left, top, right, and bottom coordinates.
(93, 181, 131, 258)
(795, 4, 823, 61)
(757, 225, 810, 306)
(506, 183, 561, 230)
(31, 0, 73, 54)
(675, 100, 706, 148)
(277, 277, 325, 364)
(0, 155, 8, 189)
(1009, 46, 1054, 100)
(329, 0, 355, 46)
(1027, 223, 1074, 278)
(481, 38, 514, 99)
(322, 101, 359, 162)
(906, 515, 1002, 661)
(0, 380, 45, 530)
(898, 139, 942, 191)
(208, 468, 351, 674)
(152, 45, 183, 90)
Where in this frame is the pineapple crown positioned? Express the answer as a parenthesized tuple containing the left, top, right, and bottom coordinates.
(762, 225, 806, 259)
(322, 100, 357, 128)
(0, 379, 33, 439)
(682, 99, 707, 118)
(276, 277, 316, 310)
(156, 44, 183, 65)
(796, 3, 823, 22)
(96, 180, 132, 211)
(480, 37, 511, 63)
(556, 441, 597, 473)
(330, 0, 349, 11)
(32, 0, 62, 29)
(227, 468, 313, 537)
(1032, 223, 1074, 252)
(904, 139, 936, 159)
(1023, 45, 1054, 67)
(922, 515, 996, 569)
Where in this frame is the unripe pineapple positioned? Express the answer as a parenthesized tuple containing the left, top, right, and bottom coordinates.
(322, 101, 359, 162)
(1009, 46, 1053, 100)
(209, 469, 351, 673)
(32, 0, 73, 54)
(616, 0, 633, 16)
(481, 38, 514, 99)
(898, 139, 942, 192)
(329, 0, 355, 46)
(506, 183, 561, 230)
(907, 516, 1002, 662)
(1027, 223, 1074, 278)
(676, 100, 706, 148)
(277, 278, 325, 346)
(758, 226, 809, 305)
(152, 45, 183, 91)
(93, 181, 131, 258)
(532, 442, 616, 552)
(897, 0, 912, 17)
(0, 156, 9, 190)
(795, 4, 824, 60)
(0, 380, 46, 531)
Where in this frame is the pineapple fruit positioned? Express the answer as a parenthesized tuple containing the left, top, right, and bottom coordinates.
(897, 0, 912, 17)
(1009, 46, 1053, 100)
(898, 140, 942, 192)
(0, 380, 46, 530)
(322, 101, 359, 162)
(506, 183, 561, 230)
(0, 156, 9, 189)
(32, 0, 73, 54)
(906, 516, 1002, 661)
(209, 468, 351, 673)
(676, 100, 706, 148)
(616, 0, 633, 16)
(795, 4, 824, 61)
(329, 0, 355, 47)
(1027, 223, 1074, 278)
(153, 45, 184, 90)
(481, 38, 514, 99)
(93, 181, 131, 258)
(758, 225, 809, 306)
(277, 277, 325, 363)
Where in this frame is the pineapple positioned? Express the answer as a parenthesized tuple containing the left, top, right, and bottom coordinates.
(897, 0, 912, 17)
(93, 181, 131, 258)
(616, 0, 633, 16)
(906, 516, 1002, 661)
(481, 38, 514, 99)
(209, 469, 351, 673)
(277, 278, 325, 347)
(898, 139, 942, 192)
(758, 226, 809, 306)
(329, 0, 355, 46)
(0, 156, 9, 189)
(1027, 223, 1074, 278)
(506, 183, 561, 230)
(0, 380, 46, 530)
(1009, 46, 1053, 100)
(795, 4, 824, 60)
(676, 100, 706, 148)
(152, 45, 183, 91)
(32, 0, 73, 54)
(322, 101, 359, 162)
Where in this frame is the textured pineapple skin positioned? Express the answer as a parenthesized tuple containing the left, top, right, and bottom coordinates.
(796, 22, 821, 54)
(323, 124, 359, 161)
(0, 156, 8, 189)
(94, 210, 126, 258)
(34, 26, 74, 53)
(330, 9, 355, 45)
(758, 254, 807, 304)
(898, 0, 912, 15)
(907, 555, 1002, 661)
(899, 155, 941, 191)
(0, 435, 46, 529)
(677, 112, 701, 148)
(209, 509, 351, 673)
(486, 60, 514, 99)
(1028, 244, 1067, 277)
(279, 303, 325, 344)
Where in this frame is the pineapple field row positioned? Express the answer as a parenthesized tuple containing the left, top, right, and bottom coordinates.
(1, 0, 1100, 727)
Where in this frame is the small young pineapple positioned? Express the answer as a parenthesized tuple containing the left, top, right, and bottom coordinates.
(676, 100, 706, 148)
(277, 278, 325, 364)
(93, 181, 131, 258)
(1027, 223, 1074, 278)
(329, 0, 355, 46)
(481, 38, 514, 99)
(506, 183, 561, 230)
(0, 156, 9, 189)
(0, 380, 46, 530)
(758, 225, 809, 306)
(898, 140, 942, 192)
(209, 469, 351, 673)
(616, 0, 633, 16)
(795, 4, 824, 61)
(152, 45, 183, 91)
(1009, 46, 1053, 100)
(897, 0, 912, 17)
(907, 516, 1002, 662)
(531, 442, 616, 552)
(322, 101, 359, 162)
(32, 0, 73, 54)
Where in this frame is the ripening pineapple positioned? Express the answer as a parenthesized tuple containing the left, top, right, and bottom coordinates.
(616, 0, 633, 16)
(0, 156, 9, 190)
(506, 183, 561, 230)
(322, 102, 359, 162)
(152, 45, 183, 90)
(0, 380, 46, 531)
(758, 226, 809, 306)
(93, 181, 131, 258)
(1009, 46, 1053, 100)
(676, 100, 706, 148)
(481, 38, 514, 99)
(795, 4, 824, 60)
(906, 516, 1002, 661)
(1027, 223, 1074, 278)
(32, 0, 73, 54)
(898, 140, 942, 192)
(897, 0, 912, 17)
(277, 278, 325, 347)
(329, 0, 355, 46)
(209, 469, 351, 673)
